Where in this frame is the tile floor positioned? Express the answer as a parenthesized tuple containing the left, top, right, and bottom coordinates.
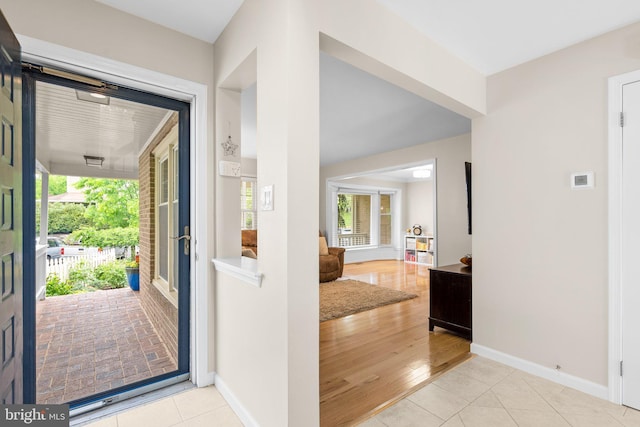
(361, 356, 640, 427)
(82, 386, 242, 427)
(81, 356, 640, 427)
(37, 288, 176, 404)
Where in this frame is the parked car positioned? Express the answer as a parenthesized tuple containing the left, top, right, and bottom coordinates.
(45, 235, 92, 258)
(46, 237, 64, 260)
(114, 246, 126, 259)
(60, 243, 88, 257)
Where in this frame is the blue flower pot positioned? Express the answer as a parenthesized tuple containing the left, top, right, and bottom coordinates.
(125, 267, 140, 291)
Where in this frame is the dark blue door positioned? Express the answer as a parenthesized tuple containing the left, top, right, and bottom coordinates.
(0, 10, 23, 404)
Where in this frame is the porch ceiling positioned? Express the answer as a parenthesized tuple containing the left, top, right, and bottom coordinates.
(36, 80, 171, 179)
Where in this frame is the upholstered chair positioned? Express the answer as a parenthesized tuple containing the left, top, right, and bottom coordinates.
(319, 231, 345, 282)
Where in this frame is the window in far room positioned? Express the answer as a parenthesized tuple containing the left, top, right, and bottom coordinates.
(241, 177, 257, 230)
(379, 193, 392, 245)
(334, 189, 394, 249)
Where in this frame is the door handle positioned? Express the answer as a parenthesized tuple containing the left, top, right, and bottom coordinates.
(171, 226, 190, 255)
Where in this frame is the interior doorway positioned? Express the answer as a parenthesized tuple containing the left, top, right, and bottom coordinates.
(23, 67, 191, 413)
(609, 69, 640, 410)
(325, 160, 438, 266)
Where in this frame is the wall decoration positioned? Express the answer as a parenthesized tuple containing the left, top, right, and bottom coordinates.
(219, 160, 241, 177)
(221, 134, 238, 157)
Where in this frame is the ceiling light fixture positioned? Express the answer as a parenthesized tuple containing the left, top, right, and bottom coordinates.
(76, 90, 110, 105)
(84, 155, 104, 168)
(412, 169, 432, 179)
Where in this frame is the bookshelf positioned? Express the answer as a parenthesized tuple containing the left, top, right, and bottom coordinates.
(404, 235, 434, 267)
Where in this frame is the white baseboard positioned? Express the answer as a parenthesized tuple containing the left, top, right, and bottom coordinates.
(214, 374, 260, 427)
(470, 343, 609, 401)
(195, 371, 215, 387)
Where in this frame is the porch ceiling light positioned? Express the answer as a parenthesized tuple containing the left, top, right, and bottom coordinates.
(76, 89, 110, 105)
(84, 155, 104, 168)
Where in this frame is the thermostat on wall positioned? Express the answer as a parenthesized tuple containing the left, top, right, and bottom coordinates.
(571, 171, 594, 189)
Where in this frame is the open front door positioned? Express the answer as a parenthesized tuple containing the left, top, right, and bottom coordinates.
(0, 11, 24, 404)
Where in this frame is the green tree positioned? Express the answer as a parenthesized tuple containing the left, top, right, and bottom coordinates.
(337, 194, 352, 229)
(75, 178, 139, 229)
(71, 227, 138, 249)
(70, 226, 139, 260)
(48, 203, 92, 234)
(35, 174, 67, 200)
(35, 202, 94, 234)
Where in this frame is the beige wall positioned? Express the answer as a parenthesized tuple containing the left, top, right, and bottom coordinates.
(5, 0, 485, 424)
(214, 0, 482, 424)
(1, 0, 217, 374)
(473, 21, 640, 386)
(241, 158, 258, 177)
(321, 133, 471, 266)
(0, 0, 214, 85)
(214, 1, 320, 425)
(407, 180, 434, 236)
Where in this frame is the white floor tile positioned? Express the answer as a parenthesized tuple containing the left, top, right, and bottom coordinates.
(83, 417, 118, 427)
(117, 398, 182, 427)
(452, 357, 514, 386)
(357, 416, 388, 427)
(175, 405, 243, 427)
(433, 369, 492, 402)
(562, 412, 625, 427)
(441, 414, 465, 427)
(172, 386, 228, 421)
(613, 407, 640, 427)
(375, 399, 444, 427)
(508, 408, 571, 427)
(407, 383, 469, 420)
(470, 390, 504, 409)
(458, 406, 518, 427)
(492, 376, 555, 412)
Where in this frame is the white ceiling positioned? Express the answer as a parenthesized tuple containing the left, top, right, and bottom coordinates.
(59, 1, 640, 175)
(240, 53, 471, 165)
(94, 0, 640, 75)
(348, 163, 435, 183)
(36, 81, 171, 178)
(95, 0, 244, 43)
(377, 0, 640, 75)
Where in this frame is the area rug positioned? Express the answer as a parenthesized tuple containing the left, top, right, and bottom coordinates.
(320, 279, 417, 322)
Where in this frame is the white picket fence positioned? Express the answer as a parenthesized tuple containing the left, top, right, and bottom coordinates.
(46, 247, 130, 281)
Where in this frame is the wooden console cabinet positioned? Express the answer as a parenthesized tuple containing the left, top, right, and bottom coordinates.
(428, 263, 472, 340)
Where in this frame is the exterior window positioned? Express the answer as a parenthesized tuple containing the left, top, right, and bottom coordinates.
(337, 193, 371, 247)
(241, 178, 257, 230)
(158, 156, 169, 282)
(334, 190, 394, 248)
(153, 126, 179, 300)
(380, 194, 392, 245)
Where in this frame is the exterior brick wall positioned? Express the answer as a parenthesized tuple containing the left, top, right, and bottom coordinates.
(139, 113, 179, 363)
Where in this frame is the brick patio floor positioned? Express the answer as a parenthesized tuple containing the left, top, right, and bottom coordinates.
(36, 288, 177, 404)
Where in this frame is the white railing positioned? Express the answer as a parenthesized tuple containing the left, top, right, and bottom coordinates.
(46, 247, 130, 281)
(337, 233, 370, 247)
(36, 245, 47, 300)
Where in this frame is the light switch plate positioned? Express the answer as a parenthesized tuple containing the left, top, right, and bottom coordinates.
(261, 185, 274, 211)
(571, 171, 594, 189)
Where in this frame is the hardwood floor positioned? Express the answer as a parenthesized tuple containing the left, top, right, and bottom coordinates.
(320, 260, 471, 426)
